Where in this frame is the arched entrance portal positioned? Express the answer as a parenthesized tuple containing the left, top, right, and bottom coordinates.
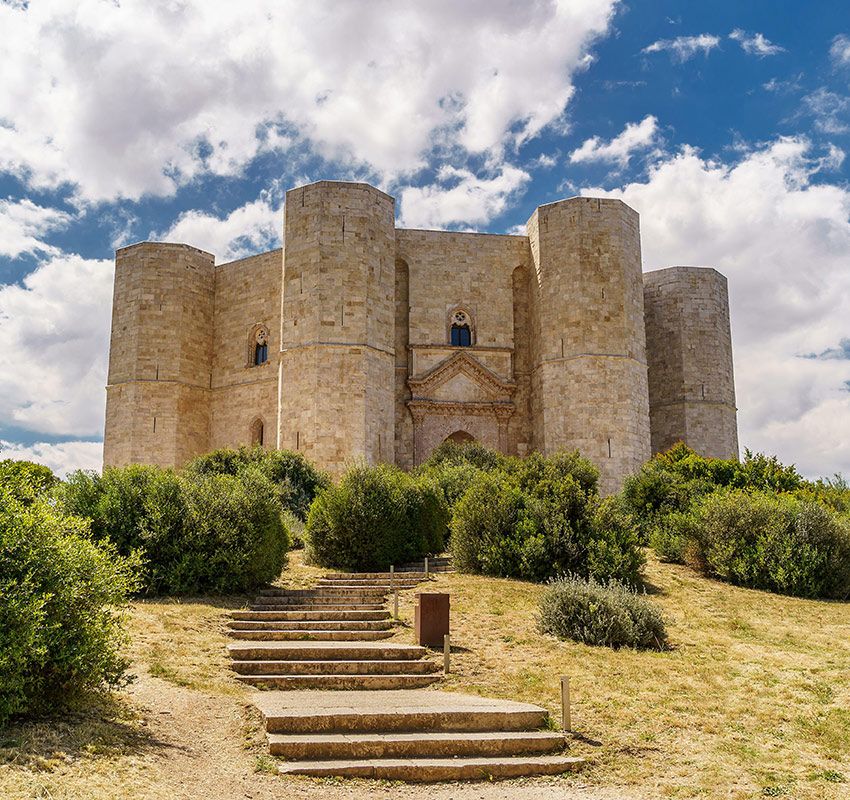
(445, 430, 475, 444)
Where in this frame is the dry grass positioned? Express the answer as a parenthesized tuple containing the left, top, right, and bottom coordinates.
(2, 550, 848, 800)
(385, 554, 850, 799)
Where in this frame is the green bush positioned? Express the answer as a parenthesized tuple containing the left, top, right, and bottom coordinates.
(537, 575, 667, 650)
(414, 460, 482, 513)
(648, 509, 698, 564)
(305, 463, 446, 570)
(421, 440, 513, 473)
(0, 489, 137, 724)
(0, 459, 57, 504)
(517, 450, 599, 496)
(694, 489, 850, 599)
(57, 465, 290, 595)
(450, 466, 642, 584)
(185, 446, 329, 521)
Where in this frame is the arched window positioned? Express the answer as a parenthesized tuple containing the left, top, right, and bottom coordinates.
(250, 418, 264, 447)
(449, 309, 473, 347)
(251, 325, 269, 366)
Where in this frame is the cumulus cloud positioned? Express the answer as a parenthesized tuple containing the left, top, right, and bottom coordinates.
(0, 198, 72, 258)
(0, 254, 113, 438)
(569, 116, 658, 167)
(0, 439, 102, 477)
(642, 34, 721, 62)
(729, 29, 785, 57)
(157, 197, 282, 263)
(830, 34, 850, 67)
(398, 164, 530, 229)
(582, 137, 850, 477)
(0, 0, 618, 203)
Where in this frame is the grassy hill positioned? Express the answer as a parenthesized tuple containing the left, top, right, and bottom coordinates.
(1, 552, 847, 799)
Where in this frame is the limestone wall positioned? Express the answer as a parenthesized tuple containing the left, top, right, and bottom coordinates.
(527, 197, 651, 494)
(278, 182, 396, 475)
(104, 242, 215, 467)
(209, 249, 282, 450)
(643, 266, 738, 458)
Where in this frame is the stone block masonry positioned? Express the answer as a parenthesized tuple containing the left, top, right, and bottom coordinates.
(103, 180, 738, 492)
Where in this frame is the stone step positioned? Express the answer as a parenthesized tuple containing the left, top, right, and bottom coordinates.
(231, 659, 439, 676)
(268, 730, 566, 759)
(322, 572, 428, 580)
(237, 674, 440, 690)
(250, 603, 386, 612)
(232, 609, 391, 622)
(228, 641, 428, 662)
(228, 619, 393, 632)
(255, 690, 550, 734)
(229, 629, 395, 642)
(276, 755, 583, 781)
(319, 581, 422, 593)
(258, 587, 387, 598)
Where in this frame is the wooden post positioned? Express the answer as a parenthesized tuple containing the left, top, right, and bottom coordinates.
(425, 556, 429, 577)
(393, 587, 399, 620)
(560, 676, 571, 732)
(390, 564, 394, 590)
(443, 633, 450, 674)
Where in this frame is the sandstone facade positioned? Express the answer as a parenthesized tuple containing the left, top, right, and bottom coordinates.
(104, 180, 739, 493)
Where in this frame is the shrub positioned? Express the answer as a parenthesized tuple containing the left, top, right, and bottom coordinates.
(537, 575, 667, 650)
(0, 459, 57, 504)
(421, 440, 513, 473)
(648, 509, 699, 564)
(185, 446, 330, 521)
(517, 450, 599, 496)
(694, 489, 850, 599)
(0, 490, 138, 724)
(57, 465, 290, 595)
(450, 469, 642, 584)
(414, 460, 482, 514)
(305, 463, 447, 570)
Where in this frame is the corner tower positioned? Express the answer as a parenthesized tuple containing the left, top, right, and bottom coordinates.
(643, 267, 738, 458)
(103, 242, 215, 468)
(278, 181, 396, 474)
(527, 197, 651, 494)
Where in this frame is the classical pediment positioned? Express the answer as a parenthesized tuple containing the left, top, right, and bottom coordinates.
(408, 351, 515, 404)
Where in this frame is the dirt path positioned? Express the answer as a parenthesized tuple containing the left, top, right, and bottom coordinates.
(121, 668, 641, 800)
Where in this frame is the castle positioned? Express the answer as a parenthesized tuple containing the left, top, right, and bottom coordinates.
(103, 180, 738, 494)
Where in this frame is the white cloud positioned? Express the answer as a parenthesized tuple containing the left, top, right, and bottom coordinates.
(569, 115, 658, 167)
(398, 164, 530, 229)
(157, 198, 281, 263)
(0, 254, 113, 438)
(581, 137, 850, 477)
(0, 0, 618, 203)
(729, 29, 785, 57)
(0, 439, 102, 477)
(0, 198, 72, 258)
(642, 34, 721, 62)
(802, 88, 850, 134)
(830, 34, 850, 67)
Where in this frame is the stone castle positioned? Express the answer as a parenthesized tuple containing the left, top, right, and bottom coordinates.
(103, 180, 738, 494)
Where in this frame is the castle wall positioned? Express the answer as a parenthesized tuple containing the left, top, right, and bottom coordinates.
(209, 249, 282, 450)
(278, 182, 396, 474)
(104, 242, 215, 468)
(527, 197, 651, 495)
(102, 181, 737, 495)
(396, 229, 531, 462)
(643, 267, 738, 458)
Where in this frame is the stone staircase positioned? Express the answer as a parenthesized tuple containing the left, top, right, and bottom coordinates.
(395, 555, 453, 573)
(227, 570, 583, 781)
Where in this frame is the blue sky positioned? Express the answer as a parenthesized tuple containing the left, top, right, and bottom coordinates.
(1, 0, 849, 477)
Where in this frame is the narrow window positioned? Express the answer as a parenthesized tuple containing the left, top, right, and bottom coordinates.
(250, 418, 264, 447)
(450, 323, 471, 346)
(449, 309, 473, 346)
(252, 326, 269, 365)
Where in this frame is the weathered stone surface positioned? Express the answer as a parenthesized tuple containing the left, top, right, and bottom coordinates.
(104, 180, 737, 491)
